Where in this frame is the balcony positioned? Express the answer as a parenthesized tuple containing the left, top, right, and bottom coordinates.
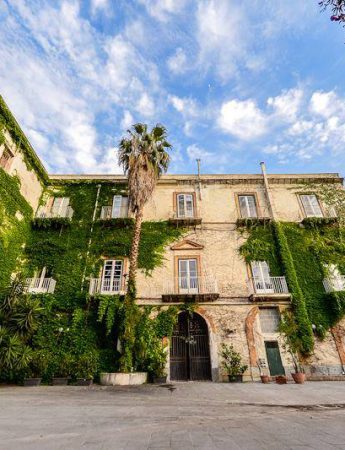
(89, 278, 126, 296)
(36, 205, 74, 219)
(236, 216, 271, 228)
(25, 277, 56, 294)
(100, 205, 129, 220)
(168, 212, 202, 227)
(162, 275, 219, 303)
(323, 276, 345, 293)
(248, 276, 290, 302)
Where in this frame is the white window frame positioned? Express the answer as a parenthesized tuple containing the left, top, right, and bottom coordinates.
(101, 259, 124, 294)
(111, 195, 128, 218)
(238, 194, 258, 218)
(251, 261, 273, 294)
(178, 258, 199, 294)
(51, 197, 70, 217)
(300, 194, 323, 218)
(177, 194, 194, 218)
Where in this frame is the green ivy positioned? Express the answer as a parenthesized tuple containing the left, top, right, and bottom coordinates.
(0, 96, 48, 184)
(240, 221, 345, 355)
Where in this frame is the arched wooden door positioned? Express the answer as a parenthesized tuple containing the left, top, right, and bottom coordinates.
(170, 311, 211, 381)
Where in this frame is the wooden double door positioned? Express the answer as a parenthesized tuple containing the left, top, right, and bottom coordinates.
(170, 312, 211, 381)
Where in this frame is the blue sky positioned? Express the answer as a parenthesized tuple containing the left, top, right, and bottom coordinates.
(1, 1, 345, 175)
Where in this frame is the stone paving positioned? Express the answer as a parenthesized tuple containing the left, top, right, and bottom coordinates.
(1, 382, 345, 449)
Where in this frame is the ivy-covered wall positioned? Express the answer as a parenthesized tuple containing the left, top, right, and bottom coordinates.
(0, 168, 32, 289)
(240, 221, 345, 354)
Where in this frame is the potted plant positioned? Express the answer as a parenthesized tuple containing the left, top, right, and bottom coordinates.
(52, 353, 73, 385)
(220, 343, 248, 382)
(24, 350, 48, 386)
(257, 358, 270, 384)
(73, 351, 99, 386)
(279, 312, 306, 385)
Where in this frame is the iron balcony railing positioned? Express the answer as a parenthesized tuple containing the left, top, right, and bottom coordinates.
(248, 276, 289, 295)
(323, 276, 345, 293)
(163, 275, 218, 295)
(89, 277, 126, 295)
(100, 206, 129, 220)
(25, 277, 56, 294)
(36, 205, 74, 219)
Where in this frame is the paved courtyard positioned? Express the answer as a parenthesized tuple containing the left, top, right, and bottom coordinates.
(1, 382, 345, 449)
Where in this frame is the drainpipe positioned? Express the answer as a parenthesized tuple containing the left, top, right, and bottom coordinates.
(81, 184, 102, 291)
(260, 162, 276, 221)
(196, 158, 202, 201)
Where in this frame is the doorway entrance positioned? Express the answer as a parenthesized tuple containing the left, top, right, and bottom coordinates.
(265, 341, 285, 376)
(170, 311, 211, 381)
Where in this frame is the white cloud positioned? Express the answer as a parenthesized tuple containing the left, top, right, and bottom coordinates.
(136, 93, 155, 117)
(309, 91, 345, 118)
(218, 99, 268, 140)
(169, 95, 198, 117)
(267, 88, 303, 122)
(167, 48, 187, 74)
(139, 0, 187, 22)
(121, 111, 134, 130)
(91, 0, 109, 14)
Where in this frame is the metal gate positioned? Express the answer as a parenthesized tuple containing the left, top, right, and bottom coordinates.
(170, 311, 211, 381)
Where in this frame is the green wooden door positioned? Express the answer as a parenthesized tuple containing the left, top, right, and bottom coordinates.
(265, 341, 285, 376)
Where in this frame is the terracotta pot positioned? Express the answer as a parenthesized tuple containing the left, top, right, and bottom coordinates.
(275, 375, 287, 385)
(260, 375, 270, 384)
(291, 372, 306, 384)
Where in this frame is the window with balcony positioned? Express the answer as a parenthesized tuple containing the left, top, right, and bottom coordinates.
(26, 267, 56, 294)
(177, 194, 194, 218)
(238, 194, 258, 218)
(249, 261, 289, 297)
(100, 195, 129, 219)
(101, 259, 124, 293)
(323, 264, 345, 293)
(300, 194, 323, 218)
(0, 146, 14, 170)
(36, 197, 73, 219)
(178, 258, 199, 294)
(259, 308, 280, 333)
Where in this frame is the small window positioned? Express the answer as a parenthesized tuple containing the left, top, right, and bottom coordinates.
(177, 194, 194, 218)
(300, 194, 323, 218)
(178, 258, 199, 293)
(112, 195, 128, 218)
(101, 259, 124, 293)
(238, 195, 257, 218)
(0, 146, 14, 170)
(51, 197, 70, 217)
(260, 308, 280, 333)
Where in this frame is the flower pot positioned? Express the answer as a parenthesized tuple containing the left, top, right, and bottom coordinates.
(260, 375, 270, 384)
(24, 378, 41, 386)
(100, 372, 147, 386)
(153, 376, 167, 384)
(291, 372, 305, 384)
(52, 377, 69, 386)
(228, 375, 243, 383)
(275, 375, 287, 385)
(75, 378, 93, 386)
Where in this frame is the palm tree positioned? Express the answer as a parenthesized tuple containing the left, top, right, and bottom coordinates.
(118, 123, 171, 371)
(118, 123, 171, 294)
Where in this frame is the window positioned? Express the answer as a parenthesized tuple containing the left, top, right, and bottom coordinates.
(51, 197, 71, 217)
(177, 194, 194, 218)
(325, 264, 345, 292)
(178, 258, 198, 293)
(111, 195, 128, 218)
(101, 260, 124, 293)
(251, 261, 273, 293)
(238, 195, 257, 218)
(300, 194, 323, 218)
(0, 146, 14, 170)
(260, 308, 280, 333)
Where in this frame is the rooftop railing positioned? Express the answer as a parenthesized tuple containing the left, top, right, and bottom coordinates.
(25, 277, 56, 294)
(36, 205, 74, 219)
(89, 277, 126, 295)
(100, 206, 129, 220)
(248, 276, 289, 295)
(323, 276, 345, 293)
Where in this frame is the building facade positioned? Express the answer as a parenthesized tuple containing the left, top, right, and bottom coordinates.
(1, 96, 345, 382)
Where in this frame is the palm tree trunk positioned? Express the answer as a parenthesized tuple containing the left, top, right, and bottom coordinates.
(127, 207, 144, 298)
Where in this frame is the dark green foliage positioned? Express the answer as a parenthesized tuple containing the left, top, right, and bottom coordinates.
(301, 217, 339, 228)
(31, 217, 72, 229)
(0, 96, 48, 183)
(241, 220, 345, 356)
(0, 168, 32, 290)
